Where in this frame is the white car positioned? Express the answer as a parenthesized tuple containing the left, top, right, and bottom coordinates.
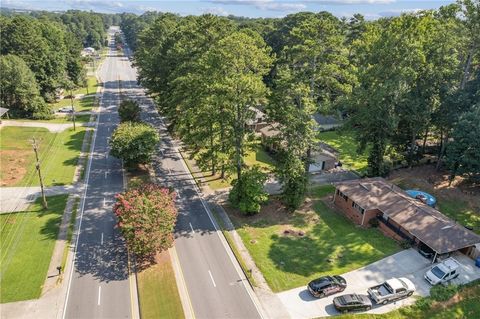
(58, 107, 73, 113)
(424, 257, 460, 285)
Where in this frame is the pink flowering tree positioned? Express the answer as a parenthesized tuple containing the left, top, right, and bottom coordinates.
(114, 184, 177, 258)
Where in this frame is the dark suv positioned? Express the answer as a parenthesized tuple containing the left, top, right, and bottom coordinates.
(307, 275, 347, 298)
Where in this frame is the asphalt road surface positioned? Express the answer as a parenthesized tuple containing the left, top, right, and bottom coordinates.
(120, 39, 263, 318)
(63, 29, 133, 318)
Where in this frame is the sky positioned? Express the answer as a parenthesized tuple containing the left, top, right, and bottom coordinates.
(1, 0, 456, 19)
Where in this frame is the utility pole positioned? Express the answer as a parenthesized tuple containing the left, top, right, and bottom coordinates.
(70, 89, 76, 131)
(32, 137, 48, 209)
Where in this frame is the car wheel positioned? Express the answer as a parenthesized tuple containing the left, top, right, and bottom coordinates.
(365, 306, 371, 311)
(382, 300, 388, 305)
(407, 292, 413, 297)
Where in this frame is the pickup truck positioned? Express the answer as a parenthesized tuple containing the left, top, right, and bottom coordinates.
(367, 277, 415, 304)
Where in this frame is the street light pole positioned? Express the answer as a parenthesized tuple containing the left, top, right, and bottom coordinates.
(70, 89, 76, 131)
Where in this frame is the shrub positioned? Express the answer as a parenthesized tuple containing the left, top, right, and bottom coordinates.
(118, 99, 140, 122)
(110, 122, 159, 168)
(229, 166, 268, 215)
(400, 239, 413, 249)
(368, 217, 379, 228)
(114, 183, 177, 258)
(430, 283, 459, 301)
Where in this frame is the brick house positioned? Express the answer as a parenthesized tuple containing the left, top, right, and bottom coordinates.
(333, 178, 480, 259)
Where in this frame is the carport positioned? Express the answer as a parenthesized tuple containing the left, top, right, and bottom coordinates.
(381, 201, 480, 262)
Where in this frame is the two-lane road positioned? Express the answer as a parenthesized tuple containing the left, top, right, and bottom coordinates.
(63, 29, 133, 319)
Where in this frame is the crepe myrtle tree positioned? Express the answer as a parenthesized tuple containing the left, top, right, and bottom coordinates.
(114, 184, 177, 258)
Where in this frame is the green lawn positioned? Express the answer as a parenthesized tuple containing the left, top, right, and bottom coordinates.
(184, 142, 276, 190)
(334, 281, 480, 319)
(229, 186, 399, 292)
(137, 251, 185, 319)
(319, 130, 368, 172)
(0, 195, 68, 303)
(0, 126, 86, 186)
(437, 200, 480, 233)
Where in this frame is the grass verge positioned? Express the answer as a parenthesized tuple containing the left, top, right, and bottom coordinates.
(61, 197, 80, 271)
(137, 251, 185, 319)
(0, 195, 68, 303)
(0, 126, 86, 187)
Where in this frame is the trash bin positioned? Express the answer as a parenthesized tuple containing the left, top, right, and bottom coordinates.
(475, 257, 480, 268)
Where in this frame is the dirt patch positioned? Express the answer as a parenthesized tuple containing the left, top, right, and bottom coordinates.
(388, 165, 480, 211)
(0, 150, 31, 186)
(223, 195, 320, 228)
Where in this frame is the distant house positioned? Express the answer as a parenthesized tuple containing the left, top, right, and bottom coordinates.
(246, 107, 269, 132)
(259, 123, 339, 173)
(309, 142, 338, 173)
(313, 113, 342, 131)
(333, 177, 480, 260)
(259, 123, 281, 152)
(0, 107, 9, 123)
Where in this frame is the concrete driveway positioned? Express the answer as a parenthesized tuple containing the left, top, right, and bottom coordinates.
(277, 249, 480, 318)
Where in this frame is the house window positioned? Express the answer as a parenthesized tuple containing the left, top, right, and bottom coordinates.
(352, 202, 365, 215)
(337, 190, 348, 201)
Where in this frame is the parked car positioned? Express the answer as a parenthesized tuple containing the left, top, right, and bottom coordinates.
(307, 275, 347, 298)
(425, 258, 460, 285)
(367, 277, 415, 304)
(333, 293, 372, 313)
(418, 243, 435, 260)
(58, 107, 73, 113)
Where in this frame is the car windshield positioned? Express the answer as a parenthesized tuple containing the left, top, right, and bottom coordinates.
(431, 266, 446, 279)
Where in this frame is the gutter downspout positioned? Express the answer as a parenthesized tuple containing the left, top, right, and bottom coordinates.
(432, 251, 438, 264)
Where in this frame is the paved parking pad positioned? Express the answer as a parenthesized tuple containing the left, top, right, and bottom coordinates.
(277, 249, 480, 318)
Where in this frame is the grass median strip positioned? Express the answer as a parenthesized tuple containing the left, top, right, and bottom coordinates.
(0, 195, 68, 303)
(137, 251, 185, 319)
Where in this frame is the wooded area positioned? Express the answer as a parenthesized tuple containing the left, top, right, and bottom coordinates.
(1, 1, 478, 211)
(122, 0, 479, 210)
(0, 10, 115, 118)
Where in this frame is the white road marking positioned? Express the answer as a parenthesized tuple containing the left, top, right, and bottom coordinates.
(208, 270, 217, 288)
(189, 222, 195, 233)
(97, 286, 101, 305)
(101, 233, 104, 245)
(103, 198, 106, 207)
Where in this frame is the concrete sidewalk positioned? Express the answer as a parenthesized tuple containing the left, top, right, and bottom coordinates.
(277, 249, 480, 318)
(0, 185, 80, 213)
